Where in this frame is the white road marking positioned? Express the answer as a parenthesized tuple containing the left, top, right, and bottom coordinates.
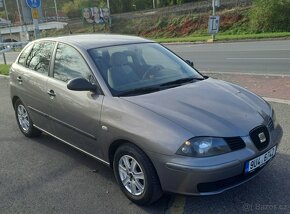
(227, 58, 290, 60)
(202, 71, 290, 77)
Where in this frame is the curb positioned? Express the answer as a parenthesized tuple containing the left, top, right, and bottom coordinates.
(0, 74, 9, 78)
(161, 37, 290, 46)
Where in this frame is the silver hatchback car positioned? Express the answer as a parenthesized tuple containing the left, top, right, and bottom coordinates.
(10, 34, 283, 205)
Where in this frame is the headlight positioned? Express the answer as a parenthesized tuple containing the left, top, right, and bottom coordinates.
(176, 137, 231, 157)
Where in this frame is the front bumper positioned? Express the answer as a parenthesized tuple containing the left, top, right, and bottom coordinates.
(148, 124, 283, 195)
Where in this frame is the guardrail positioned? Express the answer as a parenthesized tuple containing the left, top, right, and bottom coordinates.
(0, 41, 29, 49)
(0, 41, 28, 64)
(0, 47, 11, 64)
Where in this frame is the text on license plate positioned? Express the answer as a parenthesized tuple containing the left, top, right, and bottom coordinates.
(245, 146, 276, 173)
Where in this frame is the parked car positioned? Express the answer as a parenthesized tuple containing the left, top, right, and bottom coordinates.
(10, 34, 283, 205)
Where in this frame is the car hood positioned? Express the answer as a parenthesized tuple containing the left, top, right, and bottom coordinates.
(121, 78, 271, 137)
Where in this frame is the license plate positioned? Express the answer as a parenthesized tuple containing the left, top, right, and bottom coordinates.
(245, 146, 276, 173)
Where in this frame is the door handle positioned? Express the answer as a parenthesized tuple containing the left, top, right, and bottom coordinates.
(47, 89, 56, 97)
(17, 76, 22, 83)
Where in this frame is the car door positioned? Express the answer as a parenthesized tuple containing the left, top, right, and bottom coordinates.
(47, 42, 104, 158)
(13, 41, 56, 133)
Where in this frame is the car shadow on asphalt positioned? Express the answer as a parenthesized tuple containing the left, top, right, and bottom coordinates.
(30, 133, 116, 182)
(29, 133, 173, 213)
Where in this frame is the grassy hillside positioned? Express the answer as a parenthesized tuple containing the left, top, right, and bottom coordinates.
(111, 7, 250, 38)
(44, 6, 290, 42)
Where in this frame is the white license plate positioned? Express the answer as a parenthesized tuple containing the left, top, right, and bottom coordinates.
(245, 146, 276, 173)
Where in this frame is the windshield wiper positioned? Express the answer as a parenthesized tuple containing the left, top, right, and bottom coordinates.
(117, 77, 204, 96)
(160, 77, 204, 87)
(118, 86, 161, 96)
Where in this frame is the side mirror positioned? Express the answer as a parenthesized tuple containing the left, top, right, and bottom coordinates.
(185, 60, 194, 67)
(67, 77, 98, 92)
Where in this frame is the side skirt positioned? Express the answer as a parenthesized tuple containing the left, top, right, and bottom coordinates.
(33, 124, 110, 166)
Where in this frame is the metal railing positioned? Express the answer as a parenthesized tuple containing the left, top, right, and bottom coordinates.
(0, 41, 28, 64)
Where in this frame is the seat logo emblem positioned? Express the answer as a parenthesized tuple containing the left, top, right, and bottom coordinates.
(258, 132, 266, 143)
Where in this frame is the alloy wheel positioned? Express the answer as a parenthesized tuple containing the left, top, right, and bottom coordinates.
(17, 104, 30, 132)
(118, 155, 145, 196)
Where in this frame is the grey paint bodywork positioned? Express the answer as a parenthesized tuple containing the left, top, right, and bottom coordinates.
(10, 34, 283, 195)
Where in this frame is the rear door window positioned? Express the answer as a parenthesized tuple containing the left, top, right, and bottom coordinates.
(18, 43, 33, 67)
(26, 41, 55, 75)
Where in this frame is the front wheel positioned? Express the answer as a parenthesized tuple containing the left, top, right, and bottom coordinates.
(113, 144, 163, 205)
(14, 99, 42, 138)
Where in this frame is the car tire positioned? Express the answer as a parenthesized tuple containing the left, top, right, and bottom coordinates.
(14, 99, 42, 138)
(113, 143, 163, 205)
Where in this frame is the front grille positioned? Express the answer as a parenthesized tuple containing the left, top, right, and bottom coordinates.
(249, 125, 270, 151)
(224, 137, 246, 151)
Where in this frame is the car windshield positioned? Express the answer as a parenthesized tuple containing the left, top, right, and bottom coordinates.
(89, 43, 204, 96)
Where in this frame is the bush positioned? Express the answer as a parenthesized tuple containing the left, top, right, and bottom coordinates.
(249, 0, 290, 32)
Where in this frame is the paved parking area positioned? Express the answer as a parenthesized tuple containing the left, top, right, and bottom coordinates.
(206, 72, 290, 101)
(0, 76, 290, 214)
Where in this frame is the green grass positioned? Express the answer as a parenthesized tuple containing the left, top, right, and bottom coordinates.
(0, 64, 11, 76)
(153, 32, 290, 43)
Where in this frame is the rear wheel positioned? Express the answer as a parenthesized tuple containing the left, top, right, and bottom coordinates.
(113, 144, 163, 205)
(14, 99, 42, 137)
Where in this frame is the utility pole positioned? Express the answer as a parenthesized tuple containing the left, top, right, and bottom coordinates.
(3, 0, 12, 39)
(106, 0, 111, 27)
(16, 0, 26, 41)
(106, 0, 110, 10)
(16, 0, 24, 26)
(53, 0, 59, 21)
(212, 0, 216, 41)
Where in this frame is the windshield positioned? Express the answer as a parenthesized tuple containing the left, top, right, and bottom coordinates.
(89, 43, 204, 96)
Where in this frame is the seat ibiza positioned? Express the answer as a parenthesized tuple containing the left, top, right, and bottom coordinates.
(10, 34, 283, 205)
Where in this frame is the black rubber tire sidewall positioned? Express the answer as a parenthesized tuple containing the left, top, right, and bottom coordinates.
(113, 144, 162, 205)
(14, 99, 41, 138)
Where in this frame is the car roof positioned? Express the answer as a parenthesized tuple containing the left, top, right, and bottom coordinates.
(36, 34, 154, 50)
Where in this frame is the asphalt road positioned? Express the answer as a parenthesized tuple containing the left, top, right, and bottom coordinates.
(165, 40, 290, 75)
(2, 40, 290, 76)
(0, 76, 290, 213)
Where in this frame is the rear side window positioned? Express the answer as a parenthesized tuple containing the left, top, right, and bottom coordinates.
(26, 41, 55, 75)
(18, 43, 33, 66)
(53, 43, 93, 82)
